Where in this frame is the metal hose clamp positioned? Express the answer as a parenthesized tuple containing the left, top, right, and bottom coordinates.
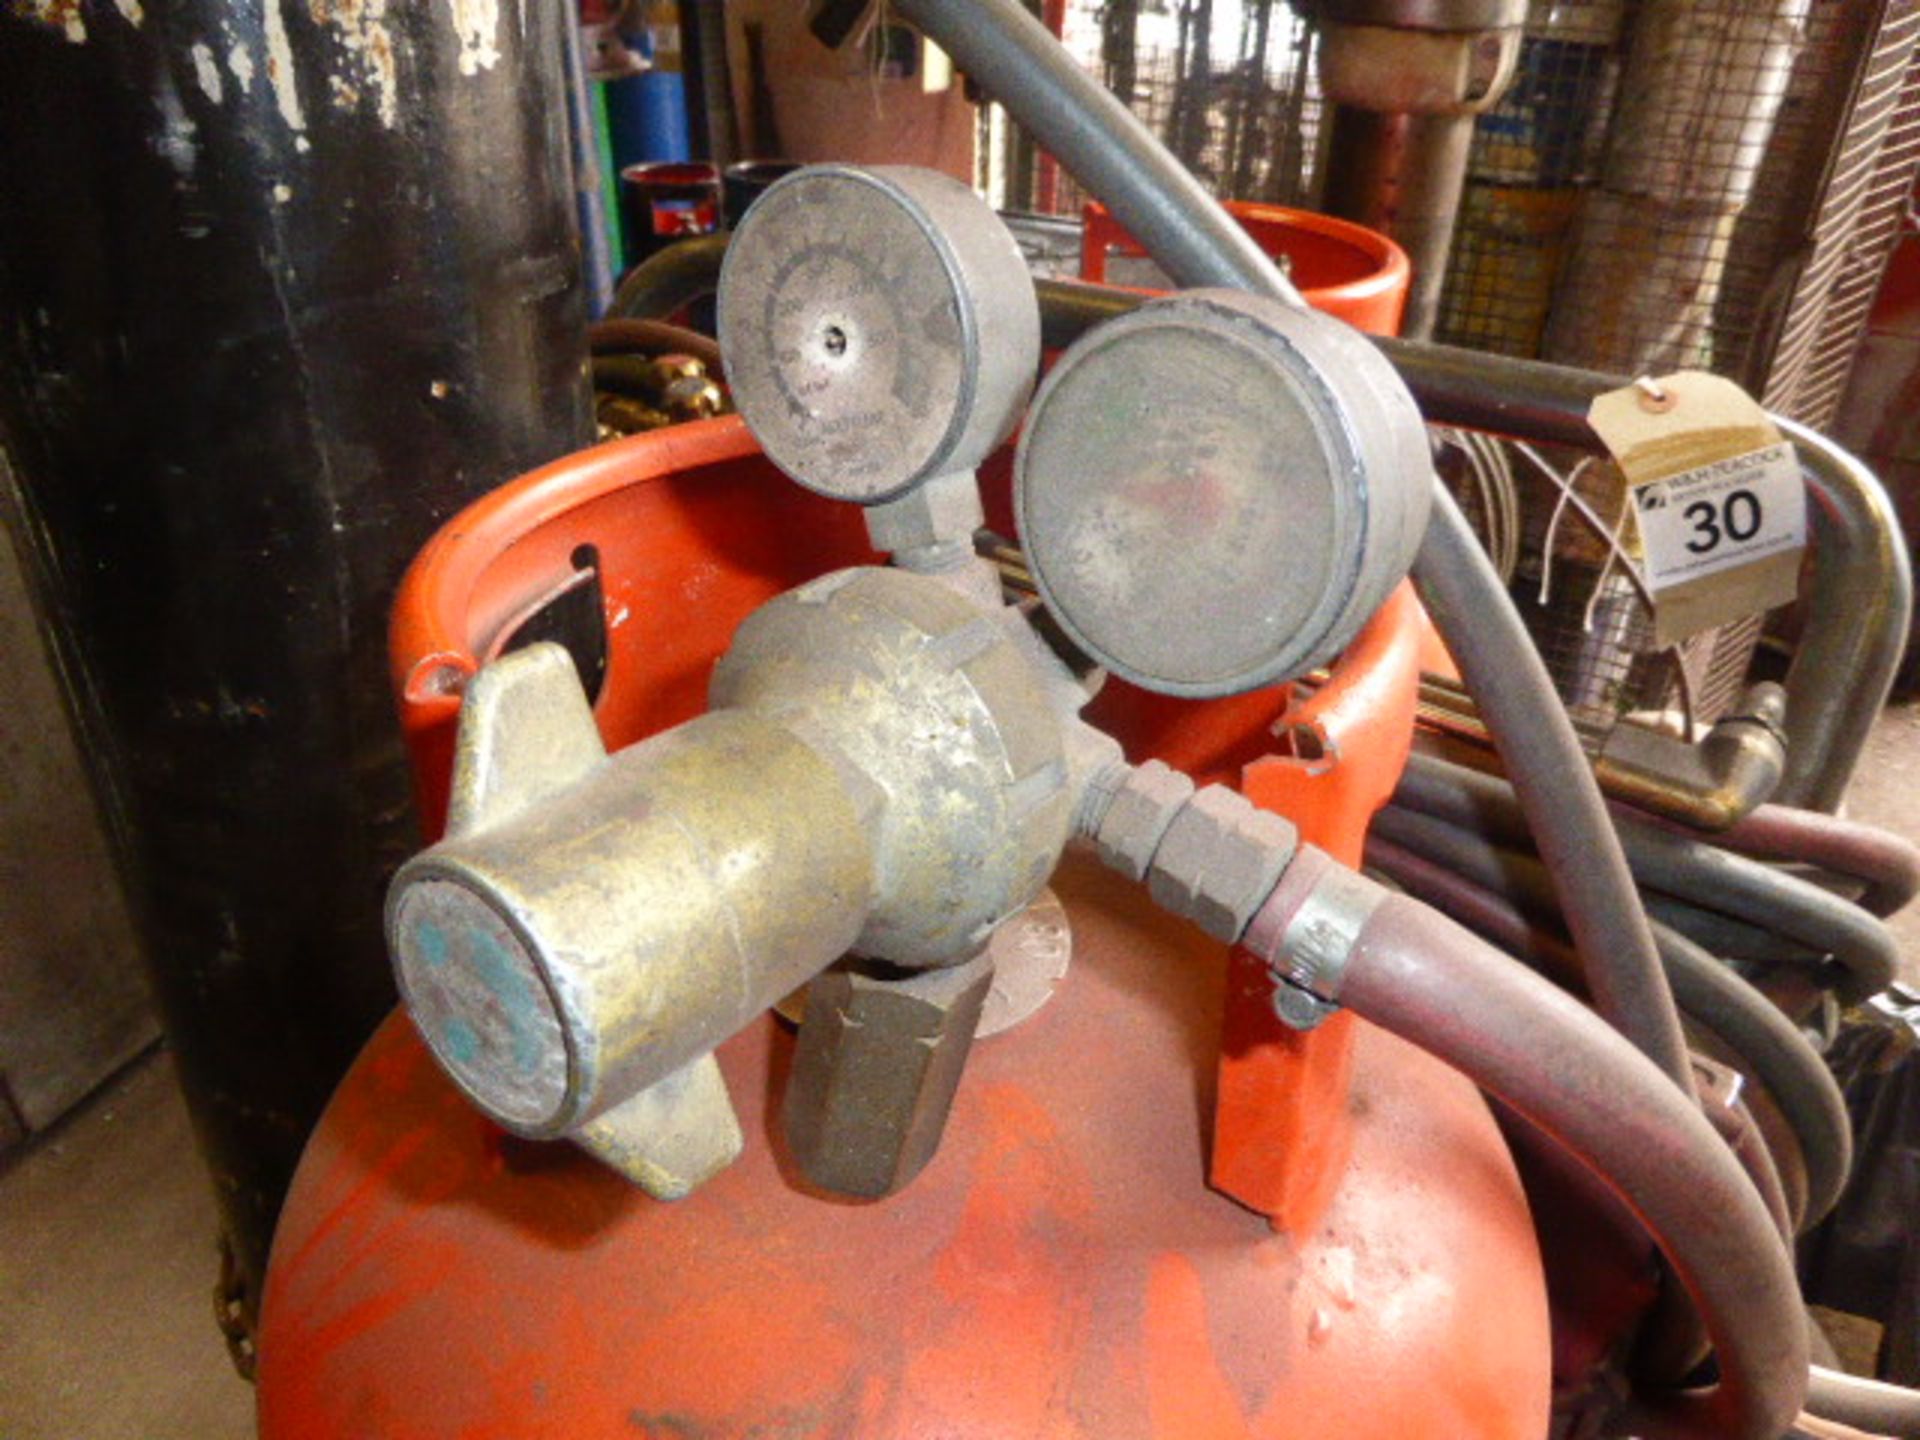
(1248, 848, 1384, 1031)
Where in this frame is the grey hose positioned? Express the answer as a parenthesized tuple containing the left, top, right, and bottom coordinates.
(1392, 754, 1898, 1002)
(1642, 896, 1829, 967)
(891, 0, 1306, 307)
(1410, 504, 1694, 1087)
(1706, 805, 1920, 919)
(1629, 835, 1897, 1003)
(1805, 1365, 1920, 1437)
(895, 0, 1693, 1093)
(1249, 849, 1808, 1440)
(1364, 832, 1853, 1230)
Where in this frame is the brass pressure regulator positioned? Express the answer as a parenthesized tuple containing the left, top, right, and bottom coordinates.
(386, 164, 1428, 1204)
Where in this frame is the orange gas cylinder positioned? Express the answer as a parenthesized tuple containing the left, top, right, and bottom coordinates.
(1079, 200, 1412, 335)
(255, 418, 1550, 1439)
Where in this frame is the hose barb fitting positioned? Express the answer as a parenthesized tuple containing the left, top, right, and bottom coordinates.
(1243, 845, 1386, 1030)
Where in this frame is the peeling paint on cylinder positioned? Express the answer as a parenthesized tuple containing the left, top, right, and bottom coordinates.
(0, 0, 590, 1325)
(448, 0, 500, 76)
(264, 0, 305, 133)
(227, 40, 254, 93)
(15, 0, 86, 43)
(191, 43, 223, 103)
(314, 0, 399, 129)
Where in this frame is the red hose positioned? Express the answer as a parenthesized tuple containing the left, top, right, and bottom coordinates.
(1250, 848, 1809, 1440)
(1709, 804, 1920, 919)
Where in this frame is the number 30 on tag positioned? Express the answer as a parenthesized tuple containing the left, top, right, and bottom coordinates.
(1589, 372, 1806, 647)
(1633, 440, 1804, 589)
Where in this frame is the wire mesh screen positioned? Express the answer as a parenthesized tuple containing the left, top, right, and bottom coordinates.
(1763, 2, 1920, 427)
(1435, 1, 1920, 740)
(1443, 2, 1823, 378)
(981, 2, 1327, 215)
(980, 0, 1920, 745)
(1436, 4, 1621, 358)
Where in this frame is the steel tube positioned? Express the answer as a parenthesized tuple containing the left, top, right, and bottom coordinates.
(1253, 852, 1809, 1440)
(1773, 416, 1914, 809)
(1320, 108, 1476, 340)
(1370, 344, 1912, 810)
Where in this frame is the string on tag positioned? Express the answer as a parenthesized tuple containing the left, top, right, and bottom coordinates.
(1514, 442, 1654, 615)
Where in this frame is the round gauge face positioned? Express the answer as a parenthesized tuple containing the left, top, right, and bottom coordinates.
(718, 169, 975, 503)
(1016, 303, 1358, 697)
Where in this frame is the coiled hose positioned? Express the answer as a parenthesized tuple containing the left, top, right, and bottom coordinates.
(1392, 752, 1902, 1004)
(1363, 829, 1853, 1231)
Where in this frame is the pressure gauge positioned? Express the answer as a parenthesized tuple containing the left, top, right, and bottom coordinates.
(1014, 289, 1431, 698)
(717, 164, 1040, 504)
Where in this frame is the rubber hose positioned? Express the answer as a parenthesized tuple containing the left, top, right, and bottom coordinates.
(1377, 798, 1841, 983)
(893, 0, 1692, 1093)
(892, 0, 1306, 306)
(1805, 1366, 1920, 1438)
(1363, 833, 1853, 1231)
(1252, 850, 1808, 1440)
(608, 233, 729, 322)
(1641, 896, 1831, 968)
(1392, 756, 1898, 1002)
(1401, 749, 1917, 921)
(1705, 805, 1920, 920)
(1411, 503, 1694, 1086)
(1377, 799, 1831, 971)
(588, 318, 724, 373)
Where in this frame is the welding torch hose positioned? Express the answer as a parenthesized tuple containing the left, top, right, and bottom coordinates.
(1804, 1365, 1920, 1438)
(1391, 753, 1900, 1003)
(1248, 848, 1807, 1440)
(588, 318, 724, 374)
(608, 234, 730, 323)
(1363, 832, 1854, 1232)
(1666, 804, 1920, 920)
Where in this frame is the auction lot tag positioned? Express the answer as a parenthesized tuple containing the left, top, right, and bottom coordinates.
(1589, 372, 1805, 646)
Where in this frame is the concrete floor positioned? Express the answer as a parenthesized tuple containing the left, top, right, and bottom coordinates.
(1837, 699, 1920, 982)
(0, 1051, 254, 1440)
(1, 702, 1917, 1440)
